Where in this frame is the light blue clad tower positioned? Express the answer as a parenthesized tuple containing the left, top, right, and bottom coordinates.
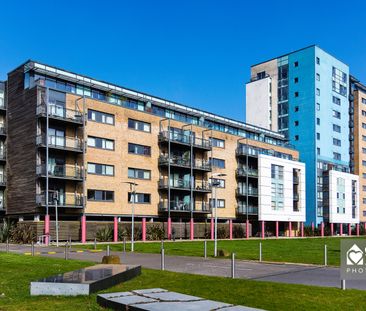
(246, 45, 358, 228)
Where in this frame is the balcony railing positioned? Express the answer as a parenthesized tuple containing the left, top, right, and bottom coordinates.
(36, 104, 83, 124)
(158, 201, 211, 213)
(293, 176, 299, 184)
(194, 159, 211, 171)
(0, 126, 6, 135)
(293, 193, 299, 201)
(158, 155, 191, 168)
(237, 205, 258, 215)
(236, 167, 258, 177)
(236, 188, 258, 196)
(0, 98, 5, 110)
(0, 174, 6, 186)
(158, 131, 211, 149)
(36, 164, 83, 180)
(36, 135, 83, 152)
(36, 192, 83, 207)
(158, 178, 212, 192)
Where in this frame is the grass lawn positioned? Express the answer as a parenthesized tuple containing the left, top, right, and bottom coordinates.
(80, 236, 366, 266)
(0, 252, 366, 311)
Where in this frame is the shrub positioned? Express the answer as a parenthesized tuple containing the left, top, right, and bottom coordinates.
(96, 226, 113, 242)
(233, 225, 245, 238)
(0, 219, 14, 243)
(217, 249, 230, 257)
(118, 225, 142, 241)
(10, 223, 36, 244)
(146, 224, 165, 241)
(217, 226, 229, 239)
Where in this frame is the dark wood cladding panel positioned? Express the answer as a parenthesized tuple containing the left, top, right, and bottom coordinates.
(7, 67, 37, 215)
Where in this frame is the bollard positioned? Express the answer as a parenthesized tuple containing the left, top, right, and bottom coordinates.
(94, 238, 97, 250)
(324, 244, 327, 266)
(123, 238, 126, 253)
(259, 242, 262, 262)
(204, 240, 207, 259)
(64, 242, 69, 260)
(31, 242, 35, 256)
(107, 245, 110, 256)
(231, 253, 235, 279)
(161, 248, 165, 271)
(6, 238, 9, 253)
(341, 279, 346, 290)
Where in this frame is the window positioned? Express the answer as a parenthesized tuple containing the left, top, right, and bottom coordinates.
(294, 61, 299, 67)
(333, 96, 341, 106)
(128, 192, 151, 204)
(316, 118, 320, 125)
(333, 110, 341, 119)
(316, 73, 320, 81)
(295, 135, 299, 141)
(316, 57, 320, 65)
(363, 173, 366, 179)
(362, 98, 366, 104)
(128, 168, 151, 180)
(333, 152, 341, 160)
(316, 103, 320, 111)
(87, 190, 114, 202)
(316, 88, 320, 96)
(88, 163, 114, 176)
(294, 120, 299, 126)
(294, 77, 299, 83)
(362, 148, 366, 154)
(88, 109, 114, 125)
(210, 158, 225, 168)
(211, 178, 225, 188)
(363, 161, 366, 167)
(295, 92, 299, 97)
(295, 106, 299, 112)
(209, 198, 225, 208)
(362, 123, 366, 129)
(128, 119, 151, 132)
(257, 71, 266, 79)
(362, 110, 366, 117)
(363, 185, 366, 191)
(317, 133, 320, 140)
(210, 137, 225, 148)
(333, 124, 341, 133)
(87, 136, 114, 150)
(332, 66, 347, 97)
(333, 138, 341, 146)
(317, 148, 320, 155)
(128, 143, 151, 156)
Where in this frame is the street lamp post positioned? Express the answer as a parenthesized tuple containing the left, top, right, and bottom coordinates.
(124, 181, 138, 252)
(48, 190, 59, 247)
(211, 173, 226, 257)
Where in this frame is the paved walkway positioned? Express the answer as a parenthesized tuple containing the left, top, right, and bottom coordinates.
(1, 243, 365, 291)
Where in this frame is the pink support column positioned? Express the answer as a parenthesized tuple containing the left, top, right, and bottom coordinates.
(348, 223, 352, 236)
(311, 222, 314, 235)
(261, 221, 265, 239)
(167, 217, 172, 240)
(275, 221, 279, 238)
(357, 223, 360, 236)
(210, 217, 214, 240)
(340, 223, 343, 235)
(190, 218, 194, 240)
(142, 217, 146, 242)
(321, 222, 324, 237)
(229, 220, 233, 240)
(44, 214, 50, 245)
(289, 222, 292, 238)
(81, 215, 86, 243)
(246, 220, 249, 239)
(330, 223, 334, 236)
(113, 217, 118, 242)
(301, 222, 304, 237)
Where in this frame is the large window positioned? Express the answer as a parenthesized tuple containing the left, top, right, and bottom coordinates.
(332, 67, 347, 97)
(210, 137, 225, 148)
(128, 192, 151, 203)
(128, 119, 151, 132)
(87, 136, 114, 150)
(333, 96, 341, 106)
(87, 190, 114, 202)
(333, 124, 341, 133)
(210, 158, 225, 168)
(88, 163, 114, 176)
(271, 164, 284, 210)
(211, 178, 225, 188)
(332, 110, 341, 119)
(333, 138, 341, 147)
(209, 198, 225, 208)
(88, 109, 114, 125)
(128, 143, 151, 156)
(128, 168, 151, 180)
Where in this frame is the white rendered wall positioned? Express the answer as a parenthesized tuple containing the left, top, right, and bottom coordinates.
(258, 154, 306, 222)
(245, 77, 271, 130)
(328, 170, 359, 224)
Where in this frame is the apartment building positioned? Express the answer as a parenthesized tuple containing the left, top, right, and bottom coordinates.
(1, 60, 305, 240)
(246, 45, 360, 232)
(0, 82, 5, 214)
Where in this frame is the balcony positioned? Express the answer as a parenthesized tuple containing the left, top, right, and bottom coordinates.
(236, 167, 258, 178)
(0, 98, 6, 111)
(158, 155, 191, 169)
(236, 147, 259, 157)
(158, 178, 212, 192)
(193, 159, 212, 171)
(158, 131, 211, 150)
(236, 187, 258, 197)
(36, 104, 83, 125)
(293, 193, 299, 201)
(36, 135, 84, 153)
(192, 137, 211, 150)
(158, 201, 211, 213)
(0, 175, 6, 187)
(0, 150, 6, 161)
(0, 125, 6, 136)
(293, 176, 299, 184)
(36, 192, 83, 208)
(36, 164, 83, 181)
(236, 204, 258, 215)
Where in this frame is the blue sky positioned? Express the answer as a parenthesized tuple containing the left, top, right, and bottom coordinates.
(0, 0, 365, 122)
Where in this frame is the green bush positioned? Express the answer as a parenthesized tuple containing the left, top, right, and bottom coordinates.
(10, 223, 36, 244)
(146, 224, 165, 241)
(96, 226, 113, 242)
(233, 225, 245, 238)
(0, 219, 14, 243)
(118, 225, 142, 241)
(217, 226, 229, 239)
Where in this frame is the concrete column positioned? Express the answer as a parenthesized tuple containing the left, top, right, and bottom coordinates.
(142, 217, 146, 241)
(301, 222, 304, 237)
(210, 217, 214, 240)
(340, 223, 343, 235)
(261, 221, 265, 239)
(246, 220, 249, 239)
(321, 222, 324, 237)
(275, 221, 279, 238)
(44, 214, 50, 245)
(81, 215, 86, 243)
(190, 218, 194, 240)
(330, 223, 334, 236)
(229, 219, 233, 240)
(348, 223, 352, 236)
(113, 217, 118, 242)
(167, 217, 172, 240)
(289, 222, 292, 238)
(356, 223, 360, 236)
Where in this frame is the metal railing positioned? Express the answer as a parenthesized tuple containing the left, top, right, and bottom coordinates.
(236, 187, 258, 196)
(194, 159, 211, 170)
(0, 126, 6, 135)
(36, 135, 83, 152)
(158, 201, 210, 212)
(237, 205, 258, 215)
(36, 103, 83, 124)
(158, 155, 191, 168)
(0, 174, 6, 186)
(158, 178, 191, 190)
(36, 192, 83, 207)
(236, 167, 258, 177)
(0, 98, 5, 109)
(158, 131, 211, 149)
(36, 164, 83, 179)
